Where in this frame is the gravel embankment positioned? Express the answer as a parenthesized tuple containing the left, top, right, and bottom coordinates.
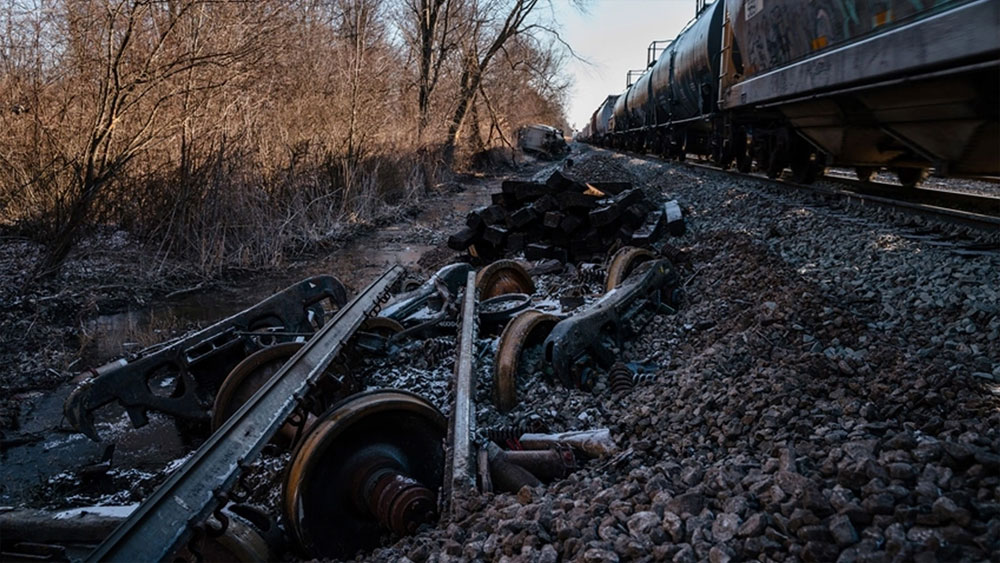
(367, 146, 1000, 562)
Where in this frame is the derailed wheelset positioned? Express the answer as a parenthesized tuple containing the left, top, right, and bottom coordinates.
(76, 251, 674, 562)
(283, 390, 447, 559)
(491, 246, 682, 412)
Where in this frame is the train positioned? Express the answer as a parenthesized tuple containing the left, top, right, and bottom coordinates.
(577, 0, 1000, 186)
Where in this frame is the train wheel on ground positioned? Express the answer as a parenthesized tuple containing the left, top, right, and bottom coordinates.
(284, 390, 446, 560)
(212, 342, 305, 447)
(855, 166, 876, 182)
(493, 310, 561, 412)
(605, 247, 656, 293)
(476, 260, 534, 300)
(894, 167, 926, 188)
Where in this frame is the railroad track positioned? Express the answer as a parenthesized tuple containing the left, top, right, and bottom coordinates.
(604, 147, 1000, 236)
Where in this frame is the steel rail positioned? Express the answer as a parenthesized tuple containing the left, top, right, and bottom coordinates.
(604, 146, 1000, 234)
(819, 170, 1000, 216)
(444, 271, 478, 513)
(86, 266, 404, 563)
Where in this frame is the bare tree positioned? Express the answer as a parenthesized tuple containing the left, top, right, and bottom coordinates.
(34, 0, 277, 276)
(401, 0, 463, 138)
(443, 0, 541, 160)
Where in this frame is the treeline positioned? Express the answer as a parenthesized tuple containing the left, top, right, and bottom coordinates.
(0, 0, 572, 276)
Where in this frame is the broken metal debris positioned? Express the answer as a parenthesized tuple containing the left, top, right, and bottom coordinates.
(23, 227, 681, 561)
(183, 504, 283, 563)
(544, 256, 681, 390)
(64, 275, 349, 441)
(449, 170, 684, 263)
(517, 429, 619, 459)
(85, 266, 403, 562)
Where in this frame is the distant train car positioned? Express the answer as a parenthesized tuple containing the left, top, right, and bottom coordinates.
(590, 0, 999, 186)
(592, 95, 618, 145)
(517, 124, 569, 159)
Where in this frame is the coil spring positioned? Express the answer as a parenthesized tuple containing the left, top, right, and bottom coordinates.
(576, 263, 606, 287)
(486, 417, 547, 449)
(414, 337, 453, 365)
(633, 372, 657, 386)
(609, 362, 634, 395)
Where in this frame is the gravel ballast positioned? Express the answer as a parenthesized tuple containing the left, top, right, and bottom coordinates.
(367, 146, 1000, 562)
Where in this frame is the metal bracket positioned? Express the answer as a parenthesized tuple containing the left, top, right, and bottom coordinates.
(543, 259, 680, 388)
(64, 276, 348, 441)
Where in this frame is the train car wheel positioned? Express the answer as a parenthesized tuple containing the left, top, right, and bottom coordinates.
(856, 166, 876, 182)
(895, 167, 926, 188)
(605, 247, 656, 293)
(212, 343, 305, 447)
(283, 390, 446, 559)
(493, 310, 561, 412)
(476, 260, 535, 300)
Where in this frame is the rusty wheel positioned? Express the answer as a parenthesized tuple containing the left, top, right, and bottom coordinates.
(212, 342, 304, 447)
(360, 317, 405, 336)
(605, 247, 655, 292)
(283, 390, 446, 560)
(493, 310, 560, 412)
(476, 260, 535, 300)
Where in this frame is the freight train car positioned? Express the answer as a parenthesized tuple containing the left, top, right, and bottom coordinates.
(588, 0, 1000, 186)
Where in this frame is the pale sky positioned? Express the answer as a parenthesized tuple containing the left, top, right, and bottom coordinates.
(552, 0, 708, 130)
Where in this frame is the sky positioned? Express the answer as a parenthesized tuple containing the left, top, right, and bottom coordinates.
(552, 0, 709, 131)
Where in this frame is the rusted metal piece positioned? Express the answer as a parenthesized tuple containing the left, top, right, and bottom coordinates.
(85, 267, 402, 563)
(64, 276, 348, 441)
(604, 246, 655, 292)
(444, 272, 477, 515)
(545, 258, 680, 389)
(283, 390, 446, 560)
(500, 448, 576, 480)
(485, 442, 541, 492)
(475, 260, 535, 300)
(608, 362, 635, 395)
(518, 429, 619, 458)
(493, 310, 561, 412)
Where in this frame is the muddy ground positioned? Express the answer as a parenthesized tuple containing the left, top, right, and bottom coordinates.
(1, 145, 998, 562)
